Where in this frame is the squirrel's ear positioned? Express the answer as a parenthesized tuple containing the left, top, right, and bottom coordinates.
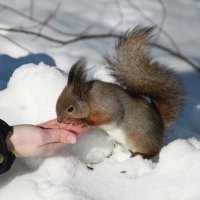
(68, 58, 87, 86)
(68, 58, 89, 97)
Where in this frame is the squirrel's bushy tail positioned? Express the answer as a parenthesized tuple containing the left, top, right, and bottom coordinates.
(106, 26, 184, 127)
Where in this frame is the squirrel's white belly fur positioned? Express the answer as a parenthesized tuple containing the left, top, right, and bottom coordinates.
(100, 123, 128, 145)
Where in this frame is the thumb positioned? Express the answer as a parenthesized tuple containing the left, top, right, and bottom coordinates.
(46, 128, 77, 144)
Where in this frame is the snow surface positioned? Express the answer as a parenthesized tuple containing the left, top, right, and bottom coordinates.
(0, 0, 200, 199)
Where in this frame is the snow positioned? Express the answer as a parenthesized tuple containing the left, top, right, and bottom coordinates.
(68, 128, 114, 164)
(0, 63, 66, 125)
(0, 53, 55, 90)
(0, 0, 200, 199)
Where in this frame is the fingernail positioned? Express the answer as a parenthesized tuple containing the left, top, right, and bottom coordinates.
(67, 135, 76, 144)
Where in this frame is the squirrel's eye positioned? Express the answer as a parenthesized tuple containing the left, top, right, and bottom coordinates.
(67, 105, 74, 113)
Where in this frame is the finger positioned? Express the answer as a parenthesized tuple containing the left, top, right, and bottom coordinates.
(39, 118, 59, 128)
(39, 119, 83, 131)
(46, 128, 77, 144)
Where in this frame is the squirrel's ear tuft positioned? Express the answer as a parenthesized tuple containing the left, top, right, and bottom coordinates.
(68, 58, 87, 85)
(68, 58, 88, 96)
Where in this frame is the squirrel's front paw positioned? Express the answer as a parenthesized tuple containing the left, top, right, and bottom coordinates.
(62, 118, 87, 127)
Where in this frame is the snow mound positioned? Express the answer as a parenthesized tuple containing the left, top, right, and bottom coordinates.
(68, 128, 114, 164)
(2, 138, 200, 200)
(1, 63, 200, 199)
(0, 62, 66, 125)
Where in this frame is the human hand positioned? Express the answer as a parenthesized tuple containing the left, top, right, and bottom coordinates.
(6, 119, 87, 157)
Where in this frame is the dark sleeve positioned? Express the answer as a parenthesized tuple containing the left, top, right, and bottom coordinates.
(0, 119, 15, 174)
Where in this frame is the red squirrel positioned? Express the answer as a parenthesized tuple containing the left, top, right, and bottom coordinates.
(56, 26, 184, 158)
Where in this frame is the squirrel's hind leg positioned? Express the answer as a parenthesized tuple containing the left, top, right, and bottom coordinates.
(127, 131, 164, 159)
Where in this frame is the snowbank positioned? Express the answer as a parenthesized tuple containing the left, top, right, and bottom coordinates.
(0, 63, 200, 200)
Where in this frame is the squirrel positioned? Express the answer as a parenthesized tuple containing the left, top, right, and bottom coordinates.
(56, 26, 184, 159)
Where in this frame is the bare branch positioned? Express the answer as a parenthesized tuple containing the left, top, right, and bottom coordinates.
(0, 26, 199, 72)
(0, 2, 198, 72)
(109, 0, 124, 33)
(150, 42, 200, 72)
(126, 0, 181, 54)
(0, 27, 67, 44)
(37, 2, 60, 35)
(0, 27, 120, 44)
(29, 0, 34, 19)
(154, 0, 167, 42)
(0, 33, 33, 53)
(0, 3, 79, 36)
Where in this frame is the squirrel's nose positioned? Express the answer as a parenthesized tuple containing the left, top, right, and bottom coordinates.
(57, 117, 62, 123)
